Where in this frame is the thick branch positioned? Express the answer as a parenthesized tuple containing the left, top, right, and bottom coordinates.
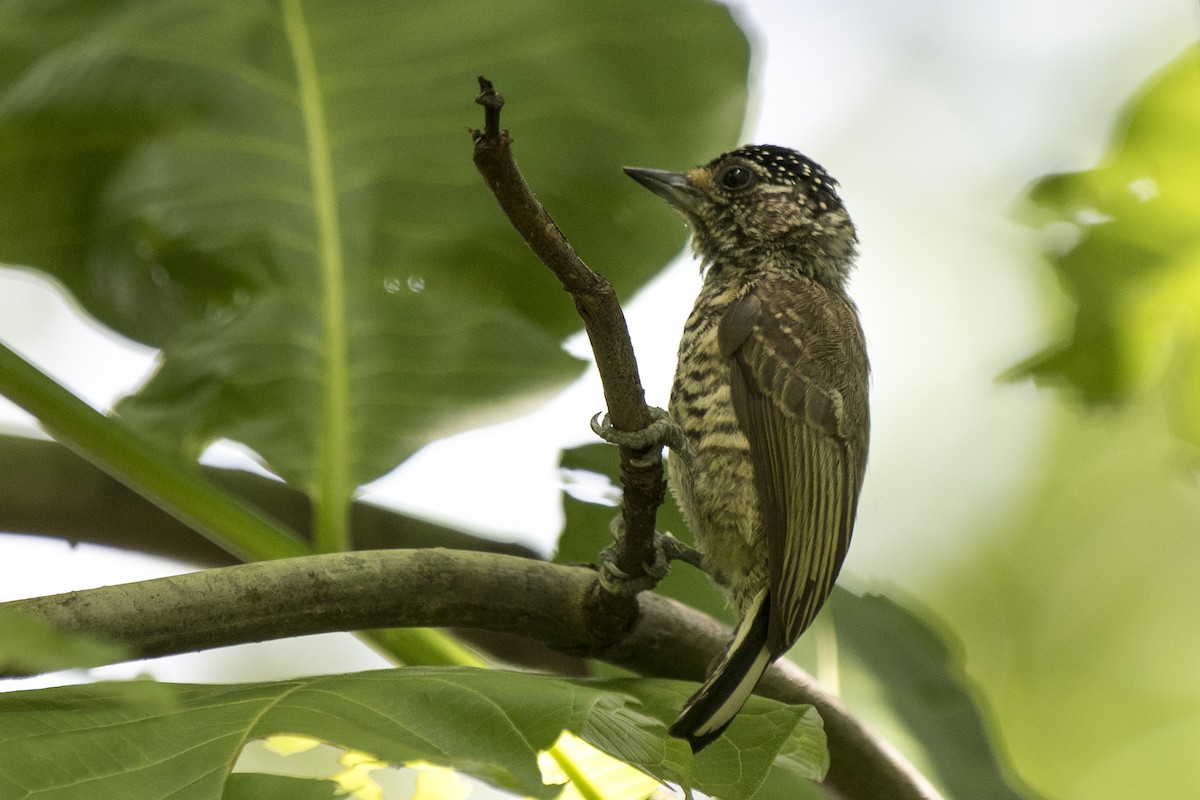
(469, 77, 665, 621)
(4, 550, 939, 800)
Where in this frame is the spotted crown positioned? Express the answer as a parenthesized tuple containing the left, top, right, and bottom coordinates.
(712, 144, 844, 212)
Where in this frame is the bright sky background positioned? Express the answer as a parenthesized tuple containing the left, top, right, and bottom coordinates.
(1, 0, 1197, 702)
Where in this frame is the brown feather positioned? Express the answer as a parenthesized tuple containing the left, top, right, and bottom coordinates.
(720, 276, 868, 654)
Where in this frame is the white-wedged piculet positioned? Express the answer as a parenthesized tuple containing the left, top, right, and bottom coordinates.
(624, 144, 869, 752)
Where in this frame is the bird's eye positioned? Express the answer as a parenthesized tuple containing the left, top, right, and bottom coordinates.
(717, 165, 755, 191)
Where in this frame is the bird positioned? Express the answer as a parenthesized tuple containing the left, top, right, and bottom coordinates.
(622, 144, 870, 752)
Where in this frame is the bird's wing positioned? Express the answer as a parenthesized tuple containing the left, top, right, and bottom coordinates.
(717, 278, 869, 655)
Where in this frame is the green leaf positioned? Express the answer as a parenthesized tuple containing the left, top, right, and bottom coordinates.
(702, 704, 827, 798)
(0, 606, 130, 675)
(760, 703, 831, 789)
(757, 755, 831, 800)
(606, 678, 826, 798)
(830, 590, 1046, 800)
(0, 668, 821, 800)
(0, 1, 750, 540)
(1013, 44, 1200, 442)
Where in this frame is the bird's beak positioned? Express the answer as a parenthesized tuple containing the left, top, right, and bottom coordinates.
(623, 167, 704, 214)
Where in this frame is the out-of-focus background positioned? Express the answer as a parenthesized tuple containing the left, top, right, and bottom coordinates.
(2, 1, 1198, 798)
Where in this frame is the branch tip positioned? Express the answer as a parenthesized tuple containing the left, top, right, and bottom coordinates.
(474, 75, 504, 143)
(467, 75, 661, 634)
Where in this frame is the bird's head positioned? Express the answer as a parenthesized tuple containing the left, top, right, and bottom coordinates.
(624, 144, 857, 288)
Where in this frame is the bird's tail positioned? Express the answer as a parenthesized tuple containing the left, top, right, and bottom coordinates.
(669, 588, 774, 752)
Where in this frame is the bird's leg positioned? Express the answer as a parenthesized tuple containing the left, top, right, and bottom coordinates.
(590, 406, 697, 466)
(597, 516, 705, 597)
(659, 530, 705, 570)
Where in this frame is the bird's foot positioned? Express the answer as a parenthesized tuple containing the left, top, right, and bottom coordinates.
(590, 406, 696, 466)
(598, 516, 703, 597)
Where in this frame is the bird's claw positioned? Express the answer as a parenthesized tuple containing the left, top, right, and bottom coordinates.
(590, 407, 697, 466)
(597, 518, 703, 597)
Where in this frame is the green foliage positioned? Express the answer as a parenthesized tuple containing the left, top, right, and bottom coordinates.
(0, 667, 826, 800)
(1013, 44, 1200, 443)
(998, 45, 1200, 796)
(0, 0, 749, 547)
(989, 46, 1200, 797)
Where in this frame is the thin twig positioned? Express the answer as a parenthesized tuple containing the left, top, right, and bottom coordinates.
(469, 76, 666, 634)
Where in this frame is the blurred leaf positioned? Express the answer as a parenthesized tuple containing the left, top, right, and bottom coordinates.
(0, 605, 130, 674)
(557, 442, 731, 624)
(933, 400, 1200, 800)
(0, 667, 822, 800)
(223, 774, 339, 800)
(1013, 44, 1200, 442)
(830, 591, 1046, 800)
(0, 0, 749, 496)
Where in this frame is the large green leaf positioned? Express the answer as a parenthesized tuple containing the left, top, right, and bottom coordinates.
(0, 668, 824, 800)
(1013, 44, 1200, 442)
(0, 0, 749, 503)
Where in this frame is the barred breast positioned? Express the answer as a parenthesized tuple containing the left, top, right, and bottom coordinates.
(668, 274, 767, 612)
